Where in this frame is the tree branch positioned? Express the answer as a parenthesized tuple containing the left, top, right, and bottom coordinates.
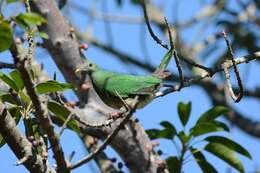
(69, 98, 139, 170)
(10, 40, 69, 173)
(141, 0, 169, 50)
(0, 104, 56, 173)
(222, 31, 243, 102)
(0, 62, 15, 69)
(30, 0, 167, 172)
(81, 135, 119, 173)
(156, 51, 259, 97)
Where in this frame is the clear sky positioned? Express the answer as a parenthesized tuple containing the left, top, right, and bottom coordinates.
(0, 0, 259, 173)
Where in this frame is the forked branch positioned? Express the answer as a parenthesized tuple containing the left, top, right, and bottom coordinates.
(222, 31, 244, 102)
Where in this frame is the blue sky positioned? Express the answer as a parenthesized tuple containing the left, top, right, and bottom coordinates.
(0, 0, 259, 172)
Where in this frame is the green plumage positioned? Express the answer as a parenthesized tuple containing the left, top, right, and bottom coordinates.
(92, 70, 161, 97)
(76, 60, 162, 109)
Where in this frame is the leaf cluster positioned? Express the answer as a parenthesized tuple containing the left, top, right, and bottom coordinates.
(146, 102, 251, 173)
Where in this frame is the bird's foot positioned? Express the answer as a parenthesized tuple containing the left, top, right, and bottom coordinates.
(109, 111, 124, 119)
(154, 70, 172, 79)
(109, 105, 131, 119)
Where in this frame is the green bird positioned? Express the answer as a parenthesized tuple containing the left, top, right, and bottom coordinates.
(75, 60, 163, 110)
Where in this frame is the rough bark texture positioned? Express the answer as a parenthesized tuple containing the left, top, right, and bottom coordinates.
(30, 0, 165, 172)
(0, 104, 56, 173)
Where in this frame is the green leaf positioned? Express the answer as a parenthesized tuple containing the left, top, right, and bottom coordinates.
(0, 72, 19, 92)
(166, 156, 181, 173)
(35, 80, 73, 94)
(178, 101, 191, 126)
(205, 142, 244, 173)
(38, 32, 49, 39)
(7, 0, 20, 3)
(197, 106, 228, 124)
(146, 129, 161, 140)
(15, 13, 46, 28)
(0, 93, 17, 104)
(8, 106, 22, 123)
(160, 121, 176, 137)
(10, 70, 24, 90)
(213, 120, 230, 132)
(146, 128, 174, 140)
(158, 50, 172, 70)
(0, 20, 13, 52)
(178, 131, 191, 144)
(191, 122, 226, 137)
(204, 136, 252, 159)
(18, 90, 31, 105)
(47, 101, 80, 133)
(190, 147, 218, 173)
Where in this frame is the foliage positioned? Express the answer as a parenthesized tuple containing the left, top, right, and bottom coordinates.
(0, 18, 13, 52)
(0, 1, 257, 172)
(14, 12, 46, 28)
(0, 70, 77, 147)
(146, 102, 251, 173)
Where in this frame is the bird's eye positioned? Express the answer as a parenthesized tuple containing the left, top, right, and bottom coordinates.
(89, 63, 93, 67)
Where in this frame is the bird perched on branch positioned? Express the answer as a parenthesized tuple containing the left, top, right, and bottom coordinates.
(75, 51, 172, 112)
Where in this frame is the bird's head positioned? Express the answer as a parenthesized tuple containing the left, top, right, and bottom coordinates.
(75, 60, 99, 75)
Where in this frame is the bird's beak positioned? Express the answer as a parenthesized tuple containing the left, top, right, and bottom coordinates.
(75, 68, 81, 74)
(75, 67, 87, 75)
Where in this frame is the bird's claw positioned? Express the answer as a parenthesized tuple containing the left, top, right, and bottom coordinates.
(109, 111, 124, 119)
(154, 70, 172, 79)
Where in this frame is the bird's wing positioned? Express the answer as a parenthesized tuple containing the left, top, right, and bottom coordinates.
(104, 74, 162, 98)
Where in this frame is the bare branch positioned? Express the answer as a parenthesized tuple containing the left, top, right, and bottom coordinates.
(141, 0, 169, 50)
(10, 40, 69, 173)
(156, 51, 259, 97)
(0, 104, 56, 173)
(81, 135, 118, 173)
(58, 113, 74, 137)
(0, 62, 16, 69)
(69, 97, 139, 170)
(165, 18, 184, 90)
(222, 31, 244, 102)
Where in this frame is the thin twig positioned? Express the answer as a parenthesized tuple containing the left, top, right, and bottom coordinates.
(0, 62, 16, 69)
(68, 97, 139, 170)
(155, 51, 259, 98)
(141, 0, 169, 50)
(141, 0, 224, 77)
(222, 31, 243, 102)
(68, 151, 76, 162)
(58, 113, 74, 137)
(182, 56, 212, 72)
(165, 17, 184, 90)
